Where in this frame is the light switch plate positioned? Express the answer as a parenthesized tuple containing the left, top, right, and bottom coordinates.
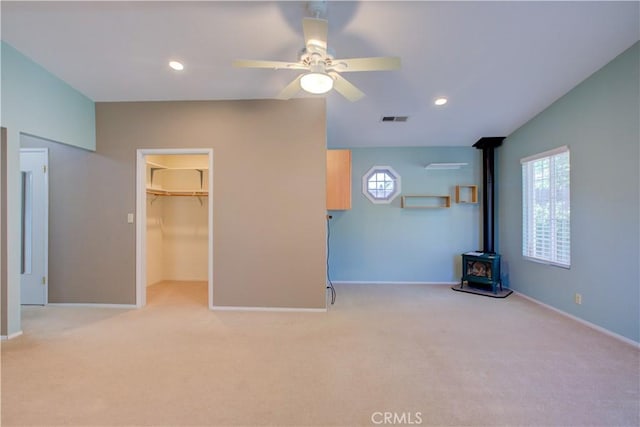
(127, 213, 134, 224)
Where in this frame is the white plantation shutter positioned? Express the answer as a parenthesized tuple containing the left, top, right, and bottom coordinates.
(522, 146, 570, 268)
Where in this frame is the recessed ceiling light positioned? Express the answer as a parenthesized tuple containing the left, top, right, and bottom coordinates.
(169, 61, 184, 71)
(434, 97, 448, 106)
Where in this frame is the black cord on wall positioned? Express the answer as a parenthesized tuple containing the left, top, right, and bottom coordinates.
(326, 215, 336, 305)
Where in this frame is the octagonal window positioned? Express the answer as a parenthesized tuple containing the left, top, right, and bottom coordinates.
(362, 166, 401, 204)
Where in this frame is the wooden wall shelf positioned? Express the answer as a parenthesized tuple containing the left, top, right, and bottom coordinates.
(401, 195, 451, 209)
(455, 185, 478, 204)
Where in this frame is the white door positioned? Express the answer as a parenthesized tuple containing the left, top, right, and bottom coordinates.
(20, 148, 48, 305)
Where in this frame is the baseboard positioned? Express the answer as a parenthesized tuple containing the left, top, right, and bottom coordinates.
(514, 291, 640, 349)
(0, 330, 23, 341)
(211, 305, 327, 313)
(331, 281, 458, 286)
(47, 303, 136, 309)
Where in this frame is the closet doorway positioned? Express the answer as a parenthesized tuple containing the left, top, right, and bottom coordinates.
(135, 149, 213, 309)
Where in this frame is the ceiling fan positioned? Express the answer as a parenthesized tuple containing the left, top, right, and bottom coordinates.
(233, 7, 400, 102)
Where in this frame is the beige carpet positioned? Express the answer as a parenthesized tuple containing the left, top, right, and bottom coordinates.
(1, 282, 638, 426)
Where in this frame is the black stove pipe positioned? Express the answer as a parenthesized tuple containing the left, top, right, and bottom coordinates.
(473, 137, 505, 254)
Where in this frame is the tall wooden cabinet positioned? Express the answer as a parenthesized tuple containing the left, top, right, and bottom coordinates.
(326, 149, 351, 210)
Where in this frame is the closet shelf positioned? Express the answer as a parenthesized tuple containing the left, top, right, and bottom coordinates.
(147, 161, 209, 170)
(146, 188, 208, 206)
(149, 167, 206, 190)
(146, 188, 208, 197)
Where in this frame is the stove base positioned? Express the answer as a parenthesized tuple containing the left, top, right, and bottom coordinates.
(451, 283, 513, 298)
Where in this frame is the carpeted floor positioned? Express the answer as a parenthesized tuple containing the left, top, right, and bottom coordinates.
(1, 282, 638, 426)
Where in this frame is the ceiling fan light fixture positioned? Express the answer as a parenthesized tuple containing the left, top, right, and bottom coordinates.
(300, 72, 334, 94)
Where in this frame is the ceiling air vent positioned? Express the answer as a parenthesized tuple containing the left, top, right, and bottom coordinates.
(381, 116, 409, 122)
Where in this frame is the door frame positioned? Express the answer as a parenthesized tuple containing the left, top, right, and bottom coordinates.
(135, 148, 214, 309)
(19, 147, 49, 305)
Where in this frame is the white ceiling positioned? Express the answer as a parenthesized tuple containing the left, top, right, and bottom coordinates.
(2, 1, 638, 148)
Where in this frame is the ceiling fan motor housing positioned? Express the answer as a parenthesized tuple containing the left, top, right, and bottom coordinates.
(300, 49, 334, 69)
(308, 62, 327, 74)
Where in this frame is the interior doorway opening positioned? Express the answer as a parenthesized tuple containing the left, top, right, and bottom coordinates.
(136, 149, 213, 309)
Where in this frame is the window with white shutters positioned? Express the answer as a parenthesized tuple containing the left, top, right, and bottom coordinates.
(521, 146, 570, 268)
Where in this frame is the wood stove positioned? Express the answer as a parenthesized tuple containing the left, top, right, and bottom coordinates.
(454, 136, 511, 297)
(461, 252, 502, 294)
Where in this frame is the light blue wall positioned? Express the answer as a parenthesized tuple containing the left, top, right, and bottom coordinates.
(1, 42, 95, 150)
(498, 42, 639, 343)
(329, 147, 482, 283)
(0, 42, 95, 336)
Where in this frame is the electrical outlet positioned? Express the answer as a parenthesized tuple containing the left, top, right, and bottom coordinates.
(575, 293, 582, 305)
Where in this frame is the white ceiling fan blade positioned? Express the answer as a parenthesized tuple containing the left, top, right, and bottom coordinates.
(276, 75, 303, 100)
(329, 72, 365, 102)
(329, 57, 401, 72)
(233, 59, 307, 70)
(303, 17, 328, 51)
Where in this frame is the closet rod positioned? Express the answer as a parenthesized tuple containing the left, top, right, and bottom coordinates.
(146, 190, 208, 196)
(146, 189, 208, 206)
